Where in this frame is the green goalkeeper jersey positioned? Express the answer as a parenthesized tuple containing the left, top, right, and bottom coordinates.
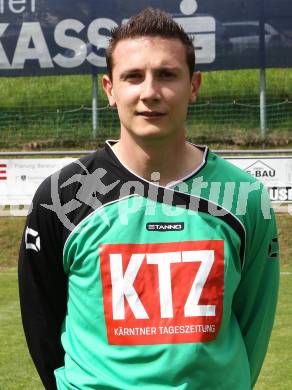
(19, 142, 279, 390)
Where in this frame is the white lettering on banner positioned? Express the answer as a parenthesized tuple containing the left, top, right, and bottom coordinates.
(0, 8, 215, 70)
(53, 19, 87, 68)
(175, 16, 215, 64)
(0, 23, 10, 68)
(0, 0, 35, 14)
(8, 0, 26, 13)
(269, 187, 292, 202)
(110, 250, 215, 320)
(87, 18, 118, 67)
(12, 22, 53, 69)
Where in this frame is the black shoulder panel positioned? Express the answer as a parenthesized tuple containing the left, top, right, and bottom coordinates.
(37, 145, 246, 266)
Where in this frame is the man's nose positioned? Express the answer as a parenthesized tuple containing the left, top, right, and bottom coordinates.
(140, 75, 160, 101)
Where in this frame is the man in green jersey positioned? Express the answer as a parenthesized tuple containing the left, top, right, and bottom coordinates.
(19, 8, 279, 390)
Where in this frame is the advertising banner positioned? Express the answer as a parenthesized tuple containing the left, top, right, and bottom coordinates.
(0, 158, 74, 205)
(1, 0, 291, 76)
(0, 156, 291, 207)
(228, 156, 292, 203)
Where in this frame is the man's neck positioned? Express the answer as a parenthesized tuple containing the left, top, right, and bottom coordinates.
(111, 132, 204, 187)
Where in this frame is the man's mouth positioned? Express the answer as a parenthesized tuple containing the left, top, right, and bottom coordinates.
(136, 111, 165, 117)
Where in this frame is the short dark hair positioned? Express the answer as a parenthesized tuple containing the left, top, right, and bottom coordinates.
(106, 7, 195, 80)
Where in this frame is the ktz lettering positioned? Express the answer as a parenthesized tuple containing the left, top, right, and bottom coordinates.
(110, 250, 215, 320)
(100, 240, 224, 345)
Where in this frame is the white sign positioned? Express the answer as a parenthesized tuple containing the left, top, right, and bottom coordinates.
(0, 158, 75, 205)
(227, 156, 292, 203)
(0, 156, 292, 206)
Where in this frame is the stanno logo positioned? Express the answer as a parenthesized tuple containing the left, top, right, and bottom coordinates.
(99, 240, 224, 345)
(146, 222, 184, 232)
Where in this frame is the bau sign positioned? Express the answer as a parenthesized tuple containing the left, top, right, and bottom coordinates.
(245, 160, 276, 179)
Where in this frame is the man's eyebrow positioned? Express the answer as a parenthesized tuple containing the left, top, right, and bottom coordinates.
(119, 66, 181, 79)
(157, 66, 181, 72)
(119, 69, 142, 79)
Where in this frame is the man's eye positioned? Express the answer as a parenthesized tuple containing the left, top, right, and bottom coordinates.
(159, 70, 175, 79)
(125, 73, 142, 81)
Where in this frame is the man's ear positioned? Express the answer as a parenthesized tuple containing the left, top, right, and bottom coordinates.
(189, 71, 202, 103)
(102, 75, 116, 107)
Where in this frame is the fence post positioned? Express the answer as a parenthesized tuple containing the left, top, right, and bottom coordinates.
(260, 67, 267, 138)
(56, 108, 60, 137)
(92, 73, 98, 138)
(259, 0, 267, 142)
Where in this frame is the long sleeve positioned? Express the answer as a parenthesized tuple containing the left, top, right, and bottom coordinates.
(233, 191, 280, 387)
(18, 177, 68, 390)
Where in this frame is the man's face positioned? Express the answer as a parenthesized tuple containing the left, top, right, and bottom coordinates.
(103, 36, 201, 141)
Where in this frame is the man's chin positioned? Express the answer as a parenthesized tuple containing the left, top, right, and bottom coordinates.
(130, 123, 171, 139)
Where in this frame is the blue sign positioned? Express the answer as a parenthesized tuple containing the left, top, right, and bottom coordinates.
(0, 0, 291, 76)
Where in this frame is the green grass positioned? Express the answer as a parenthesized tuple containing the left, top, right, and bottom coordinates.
(0, 217, 26, 268)
(0, 266, 291, 389)
(255, 266, 292, 389)
(0, 75, 94, 109)
(0, 271, 43, 390)
(1, 69, 292, 108)
(1, 213, 290, 269)
(0, 214, 291, 389)
(1, 69, 292, 149)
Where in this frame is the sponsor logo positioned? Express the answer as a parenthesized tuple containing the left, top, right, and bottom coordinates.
(99, 240, 224, 345)
(268, 186, 292, 202)
(176, 1, 215, 64)
(146, 222, 184, 232)
(25, 227, 40, 252)
(1, 0, 215, 72)
(0, 163, 7, 180)
(245, 160, 276, 179)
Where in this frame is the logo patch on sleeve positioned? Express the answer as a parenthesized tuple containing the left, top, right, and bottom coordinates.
(25, 227, 41, 252)
(268, 237, 279, 259)
(99, 240, 224, 345)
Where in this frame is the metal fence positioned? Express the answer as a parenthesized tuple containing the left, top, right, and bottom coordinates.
(0, 69, 292, 149)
